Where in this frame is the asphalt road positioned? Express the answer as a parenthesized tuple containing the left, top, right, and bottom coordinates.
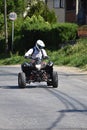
(0, 66, 87, 130)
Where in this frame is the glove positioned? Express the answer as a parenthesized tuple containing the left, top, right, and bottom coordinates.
(24, 55, 28, 59)
(44, 56, 49, 59)
(24, 55, 32, 59)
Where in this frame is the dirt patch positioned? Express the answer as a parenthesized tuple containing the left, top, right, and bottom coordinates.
(54, 65, 87, 74)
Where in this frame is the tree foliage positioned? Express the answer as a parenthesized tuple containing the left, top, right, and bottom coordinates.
(0, 0, 26, 16)
(0, 0, 27, 52)
(27, 0, 57, 23)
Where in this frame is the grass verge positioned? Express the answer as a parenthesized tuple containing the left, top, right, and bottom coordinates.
(0, 38, 87, 70)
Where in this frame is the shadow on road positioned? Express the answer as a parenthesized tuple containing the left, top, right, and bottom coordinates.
(0, 85, 19, 89)
(0, 84, 53, 89)
(44, 88, 87, 130)
(59, 109, 87, 113)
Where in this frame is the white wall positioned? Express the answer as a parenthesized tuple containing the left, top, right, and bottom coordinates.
(47, 0, 65, 22)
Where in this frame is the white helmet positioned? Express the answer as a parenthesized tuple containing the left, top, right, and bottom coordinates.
(36, 40, 45, 51)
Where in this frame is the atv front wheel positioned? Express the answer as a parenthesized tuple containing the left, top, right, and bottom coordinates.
(18, 72, 26, 88)
(52, 71, 58, 88)
(47, 81, 52, 86)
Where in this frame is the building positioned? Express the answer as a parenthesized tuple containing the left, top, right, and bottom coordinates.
(45, 0, 87, 24)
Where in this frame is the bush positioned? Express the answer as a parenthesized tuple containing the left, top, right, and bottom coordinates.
(28, 1, 57, 24)
(0, 39, 5, 53)
(22, 15, 51, 30)
(0, 18, 5, 53)
(15, 15, 51, 53)
(12, 15, 78, 54)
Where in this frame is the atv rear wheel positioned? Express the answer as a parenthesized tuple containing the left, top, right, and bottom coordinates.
(52, 71, 58, 88)
(18, 72, 26, 88)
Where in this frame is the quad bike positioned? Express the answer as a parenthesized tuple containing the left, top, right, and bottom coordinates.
(18, 57, 58, 88)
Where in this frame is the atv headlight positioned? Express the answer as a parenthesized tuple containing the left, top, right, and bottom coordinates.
(35, 64, 41, 70)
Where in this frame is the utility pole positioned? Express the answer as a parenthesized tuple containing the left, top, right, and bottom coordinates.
(76, 0, 79, 22)
(4, 0, 8, 52)
(45, 0, 48, 5)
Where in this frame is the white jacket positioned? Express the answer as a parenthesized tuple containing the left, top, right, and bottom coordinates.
(25, 46, 48, 60)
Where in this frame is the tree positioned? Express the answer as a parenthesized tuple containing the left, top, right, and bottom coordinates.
(0, 0, 26, 16)
(27, 0, 57, 24)
(0, 13, 4, 39)
(0, 0, 27, 53)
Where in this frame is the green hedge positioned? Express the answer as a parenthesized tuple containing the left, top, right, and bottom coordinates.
(14, 20, 78, 53)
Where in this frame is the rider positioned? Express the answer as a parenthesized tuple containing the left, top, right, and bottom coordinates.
(22, 40, 48, 78)
(24, 39, 48, 60)
(22, 40, 53, 81)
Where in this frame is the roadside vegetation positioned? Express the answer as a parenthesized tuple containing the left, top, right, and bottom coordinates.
(0, 0, 87, 70)
(0, 0, 78, 54)
(0, 38, 87, 70)
(49, 38, 87, 70)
